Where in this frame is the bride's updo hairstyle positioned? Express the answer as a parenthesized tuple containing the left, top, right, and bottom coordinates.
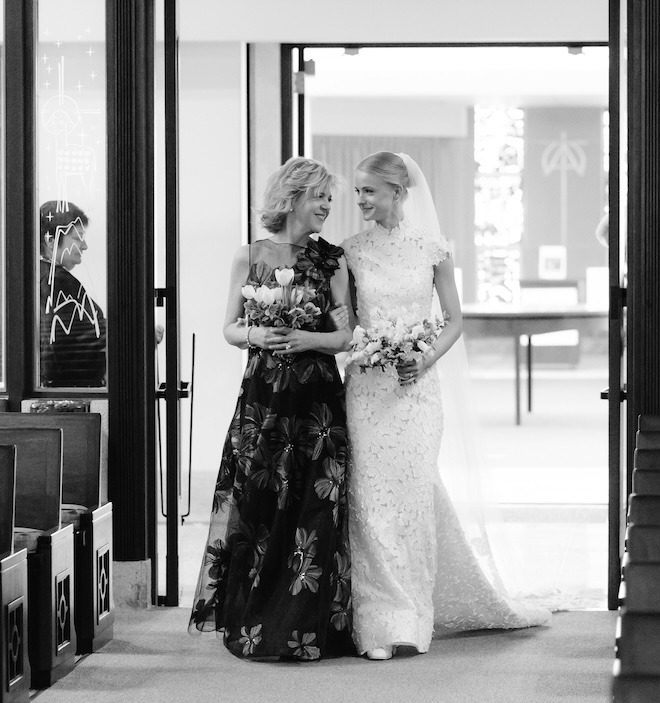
(260, 156, 343, 234)
(356, 151, 411, 200)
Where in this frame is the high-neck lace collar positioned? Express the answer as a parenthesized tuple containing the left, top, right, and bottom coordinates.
(372, 218, 407, 236)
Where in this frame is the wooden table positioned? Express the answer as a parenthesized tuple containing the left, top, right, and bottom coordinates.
(461, 304, 608, 425)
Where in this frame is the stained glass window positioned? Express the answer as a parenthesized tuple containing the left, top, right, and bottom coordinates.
(474, 106, 524, 303)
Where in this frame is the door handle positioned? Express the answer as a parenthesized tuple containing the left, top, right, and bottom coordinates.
(600, 387, 627, 401)
(156, 381, 190, 400)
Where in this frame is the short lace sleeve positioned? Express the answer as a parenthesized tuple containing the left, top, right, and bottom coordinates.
(427, 230, 452, 266)
(341, 235, 358, 272)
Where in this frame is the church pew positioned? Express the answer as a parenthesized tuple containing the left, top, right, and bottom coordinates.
(0, 413, 113, 653)
(634, 448, 660, 471)
(612, 417, 660, 701)
(0, 445, 30, 703)
(612, 660, 660, 703)
(627, 495, 660, 527)
(638, 416, 660, 432)
(0, 428, 76, 689)
(626, 526, 660, 564)
(635, 432, 660, 450)
(633, 470, 660, 495)
(622, 564, 660, 612)
(616, 611, 660, 675)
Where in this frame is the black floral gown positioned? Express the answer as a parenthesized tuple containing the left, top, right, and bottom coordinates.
(189, 236, 354, 660)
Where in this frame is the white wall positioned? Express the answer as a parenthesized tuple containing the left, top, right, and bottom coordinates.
(172, 42, 246, 488)
(180, 0, 607, 43)
(309, 98, 469, 137)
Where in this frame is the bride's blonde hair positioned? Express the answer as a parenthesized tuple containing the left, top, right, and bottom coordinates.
(356, 151, 410, 198)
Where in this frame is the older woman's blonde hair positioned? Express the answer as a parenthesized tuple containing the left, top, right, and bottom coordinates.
(259, 157, 343, 234)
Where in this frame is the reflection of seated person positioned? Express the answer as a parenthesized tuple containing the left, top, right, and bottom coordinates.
(40, 201, 107, 387)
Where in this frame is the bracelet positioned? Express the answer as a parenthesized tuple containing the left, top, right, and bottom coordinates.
(246, 325, 254, 348)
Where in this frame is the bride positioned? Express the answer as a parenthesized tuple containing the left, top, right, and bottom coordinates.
(336, 151, 551, 660)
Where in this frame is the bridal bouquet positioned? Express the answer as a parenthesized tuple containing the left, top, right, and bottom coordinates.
(241, 267, 322, 329)
(346, 315, 447, 371)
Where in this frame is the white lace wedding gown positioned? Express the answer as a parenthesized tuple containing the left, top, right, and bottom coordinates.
(343, 220, 551, 655)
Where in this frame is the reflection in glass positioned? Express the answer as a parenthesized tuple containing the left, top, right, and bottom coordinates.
(39, 201, 106, 386)
(37, 0, 106, 389)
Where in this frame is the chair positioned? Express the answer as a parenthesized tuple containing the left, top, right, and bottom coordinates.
(519, 279, 581, 366)
(0, 413, 113, 654)
(0, 427, 76, 688)
(0, 445, 30, 703)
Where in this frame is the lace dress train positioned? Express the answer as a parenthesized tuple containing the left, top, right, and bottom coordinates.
(343, 220, 551, 655)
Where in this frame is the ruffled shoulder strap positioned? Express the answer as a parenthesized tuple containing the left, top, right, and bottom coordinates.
(296, 236, 344, 282)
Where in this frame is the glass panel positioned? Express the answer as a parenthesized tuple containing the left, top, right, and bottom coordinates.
(37, 0, 107, 389)
(0, 3, 5, 391)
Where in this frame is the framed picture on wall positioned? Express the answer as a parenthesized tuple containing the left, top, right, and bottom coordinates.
(538, 245, 567, 280)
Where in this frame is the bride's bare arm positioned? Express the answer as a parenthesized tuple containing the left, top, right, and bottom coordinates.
(397, 254, 463, 384)
(425, 254, 463, 365)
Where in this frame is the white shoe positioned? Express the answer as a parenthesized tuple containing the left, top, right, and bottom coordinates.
(366, 647, 392, 660)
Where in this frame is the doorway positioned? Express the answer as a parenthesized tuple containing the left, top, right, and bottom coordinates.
(282, 43, 612, 607)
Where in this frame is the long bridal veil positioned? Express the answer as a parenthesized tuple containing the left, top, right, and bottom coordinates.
(398, 152, 590, 611)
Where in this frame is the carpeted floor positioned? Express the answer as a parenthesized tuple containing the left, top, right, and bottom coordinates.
(33, 607, 616, 703)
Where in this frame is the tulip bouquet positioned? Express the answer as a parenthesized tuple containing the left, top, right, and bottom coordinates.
(241, 267, 322, 329)
(346, 315, 447, 371)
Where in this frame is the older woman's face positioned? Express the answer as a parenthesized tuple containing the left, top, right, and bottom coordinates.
(55, 222, 88, 270)
(290, 189, 332, 235)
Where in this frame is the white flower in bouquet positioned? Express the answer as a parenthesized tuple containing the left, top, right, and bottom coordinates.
(241, 284, 257, 300)
(274, 267, 295, 287)
(346, 315, 447, 371)
(242, 268, 323, 330)
(254, 285, 276, 306)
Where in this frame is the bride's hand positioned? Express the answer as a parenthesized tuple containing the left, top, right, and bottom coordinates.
(328, 304, 349, 331)
(396, 357, 429, 385)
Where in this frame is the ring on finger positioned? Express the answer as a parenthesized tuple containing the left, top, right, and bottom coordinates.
(286, 343, 292, 350)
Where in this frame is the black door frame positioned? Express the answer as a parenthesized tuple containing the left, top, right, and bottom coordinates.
(160, 0, 183, 607)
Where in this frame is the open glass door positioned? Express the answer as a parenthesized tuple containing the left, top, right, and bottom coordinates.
(155, 0, 186, 606)
(606, 0, 628, 609)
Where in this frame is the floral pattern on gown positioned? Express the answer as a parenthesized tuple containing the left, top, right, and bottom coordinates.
(189, 237, 354, 660)
(343, 220, 551, 655)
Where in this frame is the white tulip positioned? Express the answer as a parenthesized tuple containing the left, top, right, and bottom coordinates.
(241, 284, 256, 300)
(274, 268, 295, 286)
(255, 285, 275, 305)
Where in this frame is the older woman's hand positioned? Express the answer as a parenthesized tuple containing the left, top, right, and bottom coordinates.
(271, 328, 314, 355)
